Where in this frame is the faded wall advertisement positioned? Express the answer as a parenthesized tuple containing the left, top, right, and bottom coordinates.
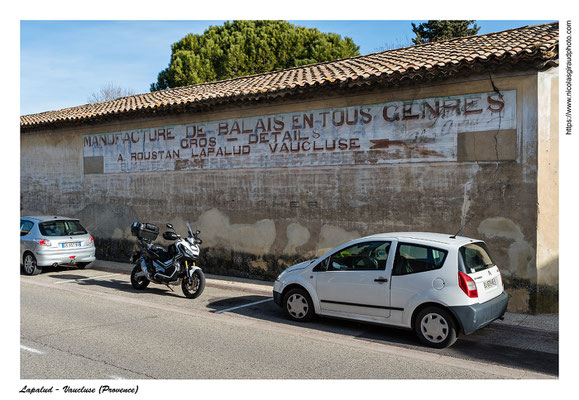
(83, 90, 516, 173)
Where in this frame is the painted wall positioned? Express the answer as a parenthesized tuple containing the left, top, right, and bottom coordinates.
(81, 90, 516, 172)
(20, 70, 558, 312)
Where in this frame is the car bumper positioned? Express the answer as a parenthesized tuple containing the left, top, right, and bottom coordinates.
(273, 290, 282, 307)
(34, 248, 96, 267)
(449, 291, 509, 335)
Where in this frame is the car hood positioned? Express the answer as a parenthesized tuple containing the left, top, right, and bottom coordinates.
(285, 259, 316, 273)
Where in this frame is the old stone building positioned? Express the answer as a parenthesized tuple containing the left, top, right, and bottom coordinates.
(21, 22, 559, 313)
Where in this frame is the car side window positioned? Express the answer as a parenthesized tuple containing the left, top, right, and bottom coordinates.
(20, 220, 34, 236)
(324, 241, 391, 272)
(392, 243, 448, 276)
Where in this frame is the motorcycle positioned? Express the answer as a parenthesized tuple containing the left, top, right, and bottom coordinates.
(129, 221, 205, 298)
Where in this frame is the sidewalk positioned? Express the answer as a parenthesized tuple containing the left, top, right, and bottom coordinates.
(91, 259, 273, 296)
(90, 259, 558, 334)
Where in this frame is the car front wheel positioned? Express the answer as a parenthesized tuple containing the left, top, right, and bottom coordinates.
(414, 306, 458, 348)
(22, 253, 41, 275)
(283, 288, 315, 322)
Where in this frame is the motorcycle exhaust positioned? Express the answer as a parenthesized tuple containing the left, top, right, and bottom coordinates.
(140, 260, 153, 281)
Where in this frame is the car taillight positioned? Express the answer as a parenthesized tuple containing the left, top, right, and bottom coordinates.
(497, 268, 503, 287)
(458, 271, 478, 298)
(90, 236, 94, 244)
(35, 239, 51, 246)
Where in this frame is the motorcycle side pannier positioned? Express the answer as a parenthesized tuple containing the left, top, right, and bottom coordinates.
(131, 222, 159, 241)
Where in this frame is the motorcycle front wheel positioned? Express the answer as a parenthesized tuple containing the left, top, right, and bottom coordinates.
(130, 264, 150, 290)
(182, 269, 205, 299)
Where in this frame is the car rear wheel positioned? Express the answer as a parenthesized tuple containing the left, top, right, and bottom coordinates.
(22, 253, 41, 276)
(414, 306, 457, 348)
(283, 288, 315, 322)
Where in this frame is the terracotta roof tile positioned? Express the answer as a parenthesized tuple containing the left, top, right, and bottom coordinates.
(21, 22, 558, 130)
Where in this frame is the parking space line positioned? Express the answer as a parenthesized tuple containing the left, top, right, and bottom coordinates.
(54, 273, 119, 284)
(214, 298, 273, 314)
(21, 345, 44, 355)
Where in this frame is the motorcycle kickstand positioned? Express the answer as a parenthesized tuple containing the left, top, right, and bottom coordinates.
(165, 284, 175, 292)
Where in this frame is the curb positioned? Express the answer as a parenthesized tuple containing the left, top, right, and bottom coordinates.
(91, 259, 273, 297)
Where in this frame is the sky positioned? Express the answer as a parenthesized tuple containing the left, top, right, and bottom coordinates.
(20, 19, 553, 116)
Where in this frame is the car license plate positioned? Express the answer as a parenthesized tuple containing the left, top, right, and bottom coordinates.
(483, 278, 497, 289)
(61, 242, 81, 248)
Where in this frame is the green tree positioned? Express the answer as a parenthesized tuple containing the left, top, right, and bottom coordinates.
(411, 20, 481, 45)
(151, 20, 360, 91)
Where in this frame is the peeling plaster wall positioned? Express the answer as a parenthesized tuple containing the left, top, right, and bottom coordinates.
(477, 217, 536, 280)
(21, 70, 558, 312)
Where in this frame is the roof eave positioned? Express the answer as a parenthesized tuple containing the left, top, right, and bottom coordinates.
(20, 52, 559, 133)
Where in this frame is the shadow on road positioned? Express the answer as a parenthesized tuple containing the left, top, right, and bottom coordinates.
(207, 295, 427, 345)
(45, 268, 186, 299)
(206, 295, 558, 377)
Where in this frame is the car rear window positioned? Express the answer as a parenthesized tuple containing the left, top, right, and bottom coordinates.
(39, 220, 87, 236)
(459, 242, 495, 273)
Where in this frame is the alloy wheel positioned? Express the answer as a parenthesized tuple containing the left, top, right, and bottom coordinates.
(24, 254, 37, 275)
(184, 275, 200, 292)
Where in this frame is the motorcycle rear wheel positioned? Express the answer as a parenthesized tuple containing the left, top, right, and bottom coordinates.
(182, 269, 205, 299)
(130, 264, 150, 290)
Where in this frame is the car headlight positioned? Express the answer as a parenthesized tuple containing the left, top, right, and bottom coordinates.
(276, 269, 289, 281)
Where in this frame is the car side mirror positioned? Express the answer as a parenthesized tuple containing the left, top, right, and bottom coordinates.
(313, 257, 329, 272)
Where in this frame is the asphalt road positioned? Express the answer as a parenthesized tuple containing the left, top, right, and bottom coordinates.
(20, 268, 558, 379)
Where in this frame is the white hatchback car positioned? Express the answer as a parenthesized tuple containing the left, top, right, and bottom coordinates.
(273, 232, 508, 348)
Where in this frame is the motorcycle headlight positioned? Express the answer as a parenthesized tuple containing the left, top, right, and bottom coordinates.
(180, 244, 194, 258)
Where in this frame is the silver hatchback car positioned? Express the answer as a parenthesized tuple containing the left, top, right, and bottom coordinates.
(20, 216, 96, 275)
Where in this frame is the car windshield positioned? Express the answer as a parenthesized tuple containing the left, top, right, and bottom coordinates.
(459, 242, 495, 273)
(39, 220, 87, 236)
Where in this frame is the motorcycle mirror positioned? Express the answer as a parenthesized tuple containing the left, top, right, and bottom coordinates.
(196, 230, 201, 235)
(166, 223, 174, 229)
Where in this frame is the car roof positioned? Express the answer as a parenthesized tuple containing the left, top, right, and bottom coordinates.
(22, 216, 80, 222)
(361, 232, 482, 247)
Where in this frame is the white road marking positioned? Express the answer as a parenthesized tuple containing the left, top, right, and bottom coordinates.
(54, 273, 119, 284)
(21, 345, 44, 355)
(107, 375, 125, 380)
(214, 298, 273, 314)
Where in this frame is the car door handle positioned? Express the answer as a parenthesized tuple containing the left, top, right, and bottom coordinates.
(374, 278, 388, 283)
